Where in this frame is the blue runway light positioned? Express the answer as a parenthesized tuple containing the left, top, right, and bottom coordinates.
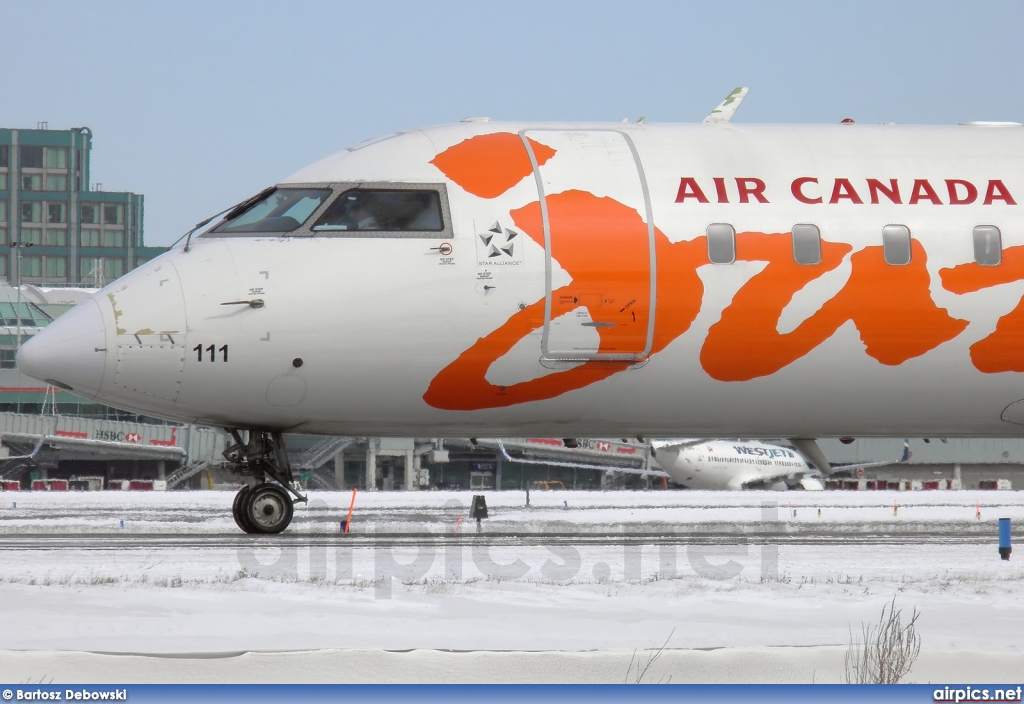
(998, 517, 1011, 561)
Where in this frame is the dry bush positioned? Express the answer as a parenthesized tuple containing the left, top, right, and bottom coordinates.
(624, 628, 675, 684)
(845, 598, 921, 684)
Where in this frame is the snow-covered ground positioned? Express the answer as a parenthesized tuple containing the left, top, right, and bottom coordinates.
(0, 489, 1021, 683)
(2, 488, 1021, 533)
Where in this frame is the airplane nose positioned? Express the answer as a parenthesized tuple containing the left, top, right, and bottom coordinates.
(17, 298, 108, 398)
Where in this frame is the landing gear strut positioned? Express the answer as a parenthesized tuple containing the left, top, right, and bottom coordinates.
(225, 430, 306, 534)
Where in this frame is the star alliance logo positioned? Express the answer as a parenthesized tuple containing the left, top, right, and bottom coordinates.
(476, 222, 524, 266)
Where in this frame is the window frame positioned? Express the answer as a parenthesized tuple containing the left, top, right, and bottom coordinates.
(201, 182, 454, 240)
(211, 187, 332, 234)
(103, 204, 124, 225)
(81, 229, 102, 247)
(311, 187, 446, 235)
(45, 255, 68, 279)
(47, 202, 67, 224)
(21, 228, 43, 245)
(44, 174, 68, 192)
(791, 223, 822, 265)
(882, 224, 912, 266)
(45, 147, 68, 170)
(972, 225, 1002, 266)
(102, 229, 125, 248)
(44, 229, 67, 247)
(706, 223, 736, 264)
(21, 202, 41, 223)
(102, 257, 124, 279)
(20, 146, 43, 169)
(80, 203, 99, 224)
(20, 254, 43, 277)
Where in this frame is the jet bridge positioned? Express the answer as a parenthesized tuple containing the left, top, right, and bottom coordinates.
(0, 412, 228, 487)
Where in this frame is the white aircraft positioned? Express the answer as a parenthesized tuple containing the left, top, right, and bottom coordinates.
(651, 437, 910, 490)
(18, 90, 1024, 532)
(653, 439, 823, 490)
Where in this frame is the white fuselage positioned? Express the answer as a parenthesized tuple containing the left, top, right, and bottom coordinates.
(654, 440, 819, 490)
(18, 121, 1024, 438)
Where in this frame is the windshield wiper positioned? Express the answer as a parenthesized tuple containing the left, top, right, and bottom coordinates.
(223, 185, 277, 222)
(170, 185, 279, 252)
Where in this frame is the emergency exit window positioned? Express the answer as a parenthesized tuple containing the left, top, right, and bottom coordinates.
(973, 225, 1001, 266)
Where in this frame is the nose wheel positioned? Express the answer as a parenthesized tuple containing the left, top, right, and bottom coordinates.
(246, 484, 294, 534)
(232, 483, 295, 534)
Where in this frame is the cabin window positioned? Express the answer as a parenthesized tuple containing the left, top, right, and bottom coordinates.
(706, 223, 736, 264)
(791, 224, 821, 265)
(214, 188, 332, 234)
(312, 189, 444, 233)
(882, 224, 911, 265)
(973, 225, 1001, 266)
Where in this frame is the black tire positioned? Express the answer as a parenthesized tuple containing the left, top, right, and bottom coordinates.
(232, 486, 255, 533)
(244, 483, 294, 534)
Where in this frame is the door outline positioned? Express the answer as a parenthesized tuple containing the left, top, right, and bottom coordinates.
(520, 129, 657, 361)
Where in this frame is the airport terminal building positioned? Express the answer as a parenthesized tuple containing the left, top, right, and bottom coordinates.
(0, 124, 165, 287)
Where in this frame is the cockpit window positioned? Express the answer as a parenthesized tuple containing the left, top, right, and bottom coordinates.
(311, 189, 443, 232)
(213, 188, 331, 233)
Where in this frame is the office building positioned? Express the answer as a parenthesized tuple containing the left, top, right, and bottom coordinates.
(0, 124, 165, 286)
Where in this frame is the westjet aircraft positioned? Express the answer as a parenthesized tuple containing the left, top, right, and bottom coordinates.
(18, 90, 1024, 532)
(652, 437, 909, 490)
(653, 439, 822, 490)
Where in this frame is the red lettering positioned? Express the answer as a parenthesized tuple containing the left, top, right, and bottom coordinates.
(945, 179, 978, 205)
(736, 178, 768, 204)
(675, 177, 709, 203)
(909, 179, 942, 205)
(984, 180, 1017, 205)
(829, 178, 863, 204)
(791, 177, 821, 204)
(713, 177, 729, 203)
(866, 179, 901, 205)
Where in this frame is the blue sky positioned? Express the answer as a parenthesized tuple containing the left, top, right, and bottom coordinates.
(3, 0, 1023, 245)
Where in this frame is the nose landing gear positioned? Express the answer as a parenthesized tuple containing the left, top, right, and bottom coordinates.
(225, 430, 306, 534)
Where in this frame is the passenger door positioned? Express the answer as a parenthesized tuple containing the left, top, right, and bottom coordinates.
(521, 129, 655, 361)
